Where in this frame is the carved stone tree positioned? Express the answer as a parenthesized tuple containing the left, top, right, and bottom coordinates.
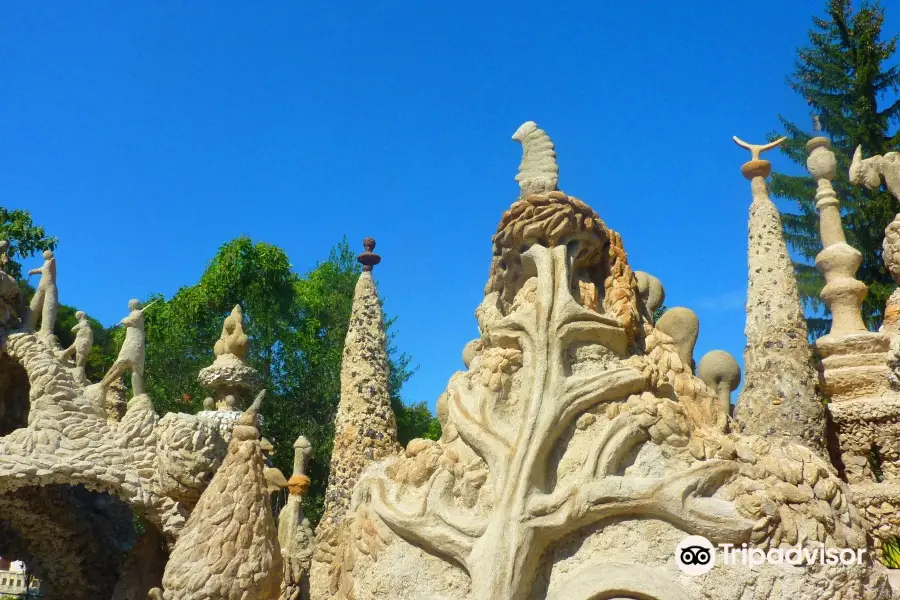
(321, 125, 889, 600)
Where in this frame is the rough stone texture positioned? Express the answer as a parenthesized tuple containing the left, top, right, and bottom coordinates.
(314, 269, 401, 554)
(279, 436, 315, 600)
(732, 140, 826, 451)
(153, 391, 283, 600)
(697, 349, 741, 416)
(634, 270, 665, 322)
(882, 216, 900, 333)
(655, 307, 699, 372)
(0, 283, 231, 598)
(311, 152, 890, 600)
(512, 121, 558, 197)
(198, 306, 261, 410)
(101, 299, 149, 396)
(26, 250, 57, 339)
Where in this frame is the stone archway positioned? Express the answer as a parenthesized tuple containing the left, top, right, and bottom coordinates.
(0, 352, 29, 436)
(0, 484, 147, 600)
(546, 563, 692, 600)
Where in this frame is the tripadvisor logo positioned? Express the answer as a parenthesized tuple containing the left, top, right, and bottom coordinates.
(675, 535, 866, 576)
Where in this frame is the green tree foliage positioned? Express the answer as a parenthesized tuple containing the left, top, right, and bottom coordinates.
(770, 0, 900, 337)
(0, 208, 57, 281)
(103, 236, 440, 525)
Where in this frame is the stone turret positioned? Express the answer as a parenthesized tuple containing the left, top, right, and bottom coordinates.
(315, 238, 400, 548)
(731, 136, 826, 451)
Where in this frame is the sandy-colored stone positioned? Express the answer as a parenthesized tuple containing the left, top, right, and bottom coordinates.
(731, 136, 825, 451)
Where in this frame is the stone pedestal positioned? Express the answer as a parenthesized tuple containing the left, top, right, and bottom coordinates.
(816, 332, 898, 403)
(197, 354, 261, 411)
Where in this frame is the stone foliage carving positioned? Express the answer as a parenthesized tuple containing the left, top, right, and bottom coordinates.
(320, 157, 889, 598)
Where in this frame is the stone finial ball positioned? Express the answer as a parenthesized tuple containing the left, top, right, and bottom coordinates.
(202, 397, 215, 410)
(806, 137, 836, 180)
(697, 350, 741, 392)
(224, 394, 236, 409)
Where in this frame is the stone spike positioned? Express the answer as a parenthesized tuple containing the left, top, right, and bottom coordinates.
(732, 136, 826, 451)
(316, 255, 400, 545)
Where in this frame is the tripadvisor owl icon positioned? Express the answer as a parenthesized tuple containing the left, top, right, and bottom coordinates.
(675, 535, 716, 576)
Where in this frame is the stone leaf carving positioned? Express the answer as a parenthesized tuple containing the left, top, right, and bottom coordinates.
(359, 240, 753, 600)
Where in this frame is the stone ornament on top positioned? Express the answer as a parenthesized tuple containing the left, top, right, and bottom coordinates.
(198, 304, 261, 411)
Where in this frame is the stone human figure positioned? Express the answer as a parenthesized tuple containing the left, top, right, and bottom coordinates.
(101, 299, 149, 395)
(60, 310, 93, 384)
(26, 250, 58, 337)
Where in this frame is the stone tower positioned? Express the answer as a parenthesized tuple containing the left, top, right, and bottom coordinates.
(731, 136, 826, 451)
(315, 238, 401, 549)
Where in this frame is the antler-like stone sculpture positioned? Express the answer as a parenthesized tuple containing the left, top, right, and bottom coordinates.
(731, 136, 825, 450)
(512, 121, 559, 197)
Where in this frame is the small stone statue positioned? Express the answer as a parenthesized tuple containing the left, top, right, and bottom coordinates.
(60, 310, 93, 385)
(512, 121, 559, 197)
(697, 350, 741, 416)
(101, 299, 152, 396)
(213, 304, 249, 361)
(27, 250, 58, 338)
(656, 307, 700, 373)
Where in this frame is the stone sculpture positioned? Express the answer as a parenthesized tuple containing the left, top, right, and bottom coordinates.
(309, 127, 889, 600)
(512, 121, 558, 197)
(59, 310, 93, 385)
(150, 390, 283, 600)
(198, 305, 261, 410)
(26, 250, 57, 339)
(655, 306, 699, 372)
(0, 240, 8, 273)
(313, 238, 400, 564)
(634, 270, 665, 322)
(697, 350, 741, 416)
(214, 304, 249, 360)
(731, 136, 826, 451)
(279, 436, 315, 600)
(4, 121, 900, 600)
(101, 299, 151, 395)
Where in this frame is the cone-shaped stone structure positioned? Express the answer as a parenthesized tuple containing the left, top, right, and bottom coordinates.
(151, 390, 283, 600)
(316, 239, 400, 546)
(731, 136, 826, 451)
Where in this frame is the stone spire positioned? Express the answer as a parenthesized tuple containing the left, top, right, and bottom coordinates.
(731, 136, 825, 450)
(316, 238, 400, 546)
(279, 436, 315, 600)
(150, 390, 283, 600)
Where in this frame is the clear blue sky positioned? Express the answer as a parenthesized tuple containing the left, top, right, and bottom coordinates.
(2, 2, 897, 412)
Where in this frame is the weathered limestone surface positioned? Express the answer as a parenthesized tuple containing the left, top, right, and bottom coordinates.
(655, 307, 699, 372)
(153, 391, 283, 600)
(512, 121, 559, 198)
(315, 251, 400, 547)
(634, 270, 665, 322)
(697, 349, 741, 416)
(310, 129, 890, 600)
(279, 436, 315, 600)
(731, 137, 826, 450)
(198, 305, 261, 411)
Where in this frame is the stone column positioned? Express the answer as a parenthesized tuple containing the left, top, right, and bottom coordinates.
(731, 136, 826, 451)
(806, 137, 896, 406)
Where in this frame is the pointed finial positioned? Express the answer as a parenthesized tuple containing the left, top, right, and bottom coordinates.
(357, 237, 381, 272)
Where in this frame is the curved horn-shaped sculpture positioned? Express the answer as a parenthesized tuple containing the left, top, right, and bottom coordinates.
(512, 121, 559, 197)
